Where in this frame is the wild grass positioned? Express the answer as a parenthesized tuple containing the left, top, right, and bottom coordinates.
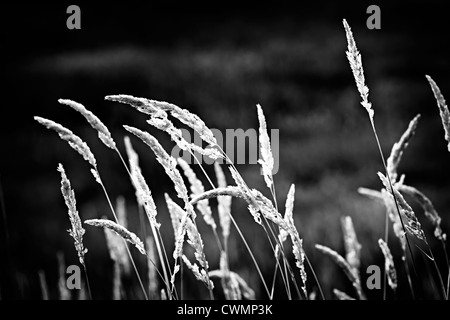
(32, 19, 450, 300)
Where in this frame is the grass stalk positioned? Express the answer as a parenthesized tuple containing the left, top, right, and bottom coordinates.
(97, 176, 149, 300)
(369, 118, 419, 285)
(189, 146, 271, 298)
(115, 148, 173, 299)
(189, 151, 225, 253)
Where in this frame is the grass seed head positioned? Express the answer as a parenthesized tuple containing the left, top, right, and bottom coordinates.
(341, 216, 362, 272)
(426, 75, 450, 152)
(378, 239, 398, 291)
(85, 218, 146, 255)
(182, 255, 214, 291)
(124, 126, 190, 206)
(35, 117, 97, 168)
(256, 104, 274, 189)
(124, 136, 160, 230)
(57, 164, 88, 266)
(105, 94, 162, 116)
(378, 172, 426, 242)
(386, 114, 421, 182)
(185, 217, 209, 270)
(398, 184, 445, 241)
(151, 99, 218, 146)
(315, 244, 365, 299)
(343, 19, 373, 119)
(59, 99, 116, 150)
(178, 158, 216, 229)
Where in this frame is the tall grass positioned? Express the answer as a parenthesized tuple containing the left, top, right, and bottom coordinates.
(31, 19, 450, 300)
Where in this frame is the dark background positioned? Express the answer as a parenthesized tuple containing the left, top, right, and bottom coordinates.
(1, 1, 450, 300)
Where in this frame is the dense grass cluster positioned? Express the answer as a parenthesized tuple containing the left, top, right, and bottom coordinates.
(33, 20, 450, 300)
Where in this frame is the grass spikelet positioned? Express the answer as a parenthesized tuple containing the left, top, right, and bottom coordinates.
(398, 184, 446, 241)
(276, 184, 295, 257)
(147, 116, 222, 160)
(333, 288, 355, 300)
(124, 136, 160, 230)
(256, 104, 274, 189)
(357, 187, 383, 203)
(378, 239, 397, 291)
(191, 186, 247, 204)
(150, 99, 218, 147)
(191, 186, 290, 234)
(35, 117, 97, 168)
(282, 199, 308, 299)
(165, 193, 184, 234)
(123, 137, 143, 206)
(343, 19, 373, 119)
(124, 127, 175, 173)
(378, 172, 426, 241)
(107, 94, 217, 146)
(315, 244, 365, 300)
(57, 164, 88, 265)
(124, 126, 190, 206)
(58, 99, 116, 149)
(186, 217, 209, 270)
(386, 114, 421, 182)
(177, 158, 216, 230)
(84, 218, 146, 255)
(252, 189, 289, 230)
(426, 75, 450, 152)
(124, 126, 194, 259)
(341, 216, 361, 272)
(282, 184, 296, 243)
(105, 94, 163, 116)
(214, 163, 231, 243)
(173, 212, 190, 260)
(182, 255, 214, 291)
(290, 233, 307, 297)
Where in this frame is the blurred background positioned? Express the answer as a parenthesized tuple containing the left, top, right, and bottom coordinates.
(1, 1, 450, 300)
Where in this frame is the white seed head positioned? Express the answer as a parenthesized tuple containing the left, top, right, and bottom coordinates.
(59, 99, 116, 149)
(35, 117, 97, 168)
